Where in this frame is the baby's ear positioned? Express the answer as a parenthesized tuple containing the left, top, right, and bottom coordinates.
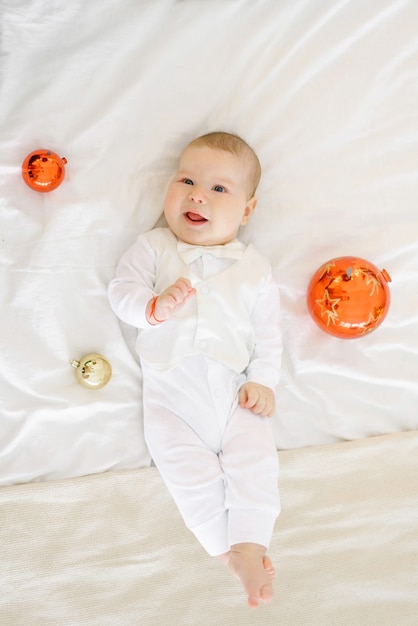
(241, 197, 257, 225)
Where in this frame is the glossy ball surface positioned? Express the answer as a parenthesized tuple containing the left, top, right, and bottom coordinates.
(22, 149, 67, 192)
(70, 353, 112, 389)
(307, 256, 391, 338)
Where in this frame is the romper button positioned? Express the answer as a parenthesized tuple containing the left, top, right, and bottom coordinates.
(200, 340, 208, 349)
(200, 286, 209, 294)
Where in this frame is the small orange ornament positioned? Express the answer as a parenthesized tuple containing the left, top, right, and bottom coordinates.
(22, 149, 67, 192)
(307, 256, 391, 338)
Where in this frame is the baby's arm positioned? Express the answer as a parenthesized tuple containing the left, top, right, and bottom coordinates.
(108, 234, 196, 328)
(238, 382, 275, 417)
(241, 269, 282, 418)
(146, 277, 196, 324)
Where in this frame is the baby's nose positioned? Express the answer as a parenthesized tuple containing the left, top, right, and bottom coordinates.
(188, 187, 205, 203)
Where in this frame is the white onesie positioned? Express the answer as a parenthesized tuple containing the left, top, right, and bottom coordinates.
(108, 228, 282, 556)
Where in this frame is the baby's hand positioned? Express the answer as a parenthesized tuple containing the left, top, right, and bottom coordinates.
(147, 278, 196, 324)
(238, 382, 275, 417)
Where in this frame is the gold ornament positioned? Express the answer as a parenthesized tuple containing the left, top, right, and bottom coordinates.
(70, 353, 112, 389)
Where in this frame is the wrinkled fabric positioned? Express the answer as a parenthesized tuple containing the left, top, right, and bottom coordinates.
(0, 0, 418, 485)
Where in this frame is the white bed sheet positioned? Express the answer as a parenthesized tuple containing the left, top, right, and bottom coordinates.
(1, 0, 418, 485)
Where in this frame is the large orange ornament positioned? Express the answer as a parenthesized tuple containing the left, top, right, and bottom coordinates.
(307, 256, 392, 338)
(22, 149, 67, 192)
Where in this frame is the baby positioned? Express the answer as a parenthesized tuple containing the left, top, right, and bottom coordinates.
(108, 131, 282, 608)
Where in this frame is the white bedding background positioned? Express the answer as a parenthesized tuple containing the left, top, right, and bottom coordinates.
(1, 0, 417, 486)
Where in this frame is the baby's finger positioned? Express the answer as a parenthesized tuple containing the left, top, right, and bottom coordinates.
(179, 278, 196, 301)
(165, 284, 188, 304)
(172, 278, 195, 300)
(238, 386, 249, 408)
(252, 396, 268, 415)
(174, 277, 193, 292)
(176, 277, 194, 291)
(242, 387, 259, 409)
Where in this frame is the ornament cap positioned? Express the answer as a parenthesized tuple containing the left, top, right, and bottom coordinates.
(381, 268, 392, 283)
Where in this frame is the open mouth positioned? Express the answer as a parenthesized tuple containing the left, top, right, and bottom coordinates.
(184, 211, 208, 224)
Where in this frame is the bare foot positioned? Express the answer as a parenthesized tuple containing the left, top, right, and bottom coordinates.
(218, 543, 275, 609)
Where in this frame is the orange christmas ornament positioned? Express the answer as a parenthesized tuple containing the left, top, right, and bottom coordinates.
(22, 149, 67, 192)
(307, 256, 391, 338)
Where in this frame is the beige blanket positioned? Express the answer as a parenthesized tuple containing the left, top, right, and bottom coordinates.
(2, 430, 417, 626)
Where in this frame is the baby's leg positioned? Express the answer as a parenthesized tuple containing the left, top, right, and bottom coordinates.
(218, 543, 275, 609)
(143, 403, 230, 556)
(218, 404, 280, 607)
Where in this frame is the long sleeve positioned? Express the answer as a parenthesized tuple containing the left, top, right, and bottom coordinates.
(245, 271, 282, 390)
(107, 235, 157, 328)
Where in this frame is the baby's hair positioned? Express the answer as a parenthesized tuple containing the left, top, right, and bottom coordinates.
(187, 131, 261, 197)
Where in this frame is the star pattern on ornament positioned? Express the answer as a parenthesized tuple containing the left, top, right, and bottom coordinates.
(357, 312, 378, 335)
(315, 289, 341, 326)
(358, 269, 382, 296)
(318, 261, 336, 281)
(364, 311, 377, 328)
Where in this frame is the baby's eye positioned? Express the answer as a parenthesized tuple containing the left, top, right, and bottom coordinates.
(213, 185, 226, 193)
(182, 178, 193, 185)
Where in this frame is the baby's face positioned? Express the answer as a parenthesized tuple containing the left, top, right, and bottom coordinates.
(164, 145, 257, 246)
